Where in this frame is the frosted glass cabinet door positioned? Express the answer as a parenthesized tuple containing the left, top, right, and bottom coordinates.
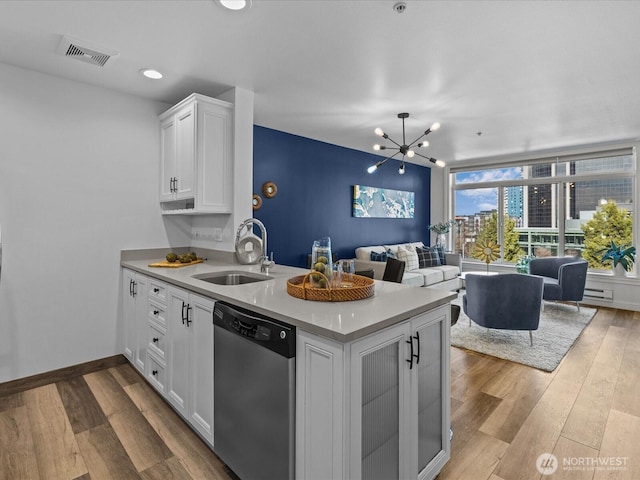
(362, 340, 400, 480)
(350, 306, 450, 480)
(412, 310, 450, 480)
(350, 322, 410, 480)
(416, 321, 443, 472)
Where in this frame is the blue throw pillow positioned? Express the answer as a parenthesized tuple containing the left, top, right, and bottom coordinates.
(432, 246, 446, 265)
(386, 248, 398, 259)
(370, 251, 388, 262)
(416, 247, 441, 268)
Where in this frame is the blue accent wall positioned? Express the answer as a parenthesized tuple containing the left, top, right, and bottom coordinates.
(253, 126, 432, 268)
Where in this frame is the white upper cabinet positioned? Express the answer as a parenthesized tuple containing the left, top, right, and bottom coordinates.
(159, 93, 233, 214)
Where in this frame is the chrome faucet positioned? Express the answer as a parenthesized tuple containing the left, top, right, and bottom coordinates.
(238, 218, 273, 274)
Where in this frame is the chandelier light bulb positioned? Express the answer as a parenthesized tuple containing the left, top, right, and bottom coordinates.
(435, 159, 446, 168)
(367, 164, 378, 174)
(374, 127, 385, 137)
(407, 150, 415, 158)
(430, 122, 441, 131)
(399, 165, 405, 174)
(373, 144, 381, 151)
(419, 141, 429, 148)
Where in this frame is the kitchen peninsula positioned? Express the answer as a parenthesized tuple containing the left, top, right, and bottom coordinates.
(121, 249, 455, 480)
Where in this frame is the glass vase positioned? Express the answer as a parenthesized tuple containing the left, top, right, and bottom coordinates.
(435, 233, 447, 250)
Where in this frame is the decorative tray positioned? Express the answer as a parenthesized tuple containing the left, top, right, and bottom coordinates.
(148, 259, 204, 268)
(286, 272, 374, 302)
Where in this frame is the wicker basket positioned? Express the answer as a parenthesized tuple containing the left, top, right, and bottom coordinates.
(286, 272, 375, 302)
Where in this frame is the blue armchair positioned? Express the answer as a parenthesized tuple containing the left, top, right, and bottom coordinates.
(528, 257, 588, 310)
(462, 273, 544, 346)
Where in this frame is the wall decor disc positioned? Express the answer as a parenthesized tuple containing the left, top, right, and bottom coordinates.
(262, 181, 278, 198)
(252, 194, 262, 210)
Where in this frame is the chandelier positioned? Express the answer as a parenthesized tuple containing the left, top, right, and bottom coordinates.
(367, 113, 445, 174)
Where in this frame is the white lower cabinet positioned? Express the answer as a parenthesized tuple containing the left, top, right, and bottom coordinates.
(166, 285, 215, 445)
(296, 305, 450, 480)
(122, 268, 149, 374)
(121, 269, 215, 447)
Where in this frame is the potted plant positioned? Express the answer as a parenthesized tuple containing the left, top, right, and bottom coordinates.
(599, 241, 636, 275)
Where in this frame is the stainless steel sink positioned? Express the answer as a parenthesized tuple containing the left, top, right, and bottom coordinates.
(192, 271, 271, 285)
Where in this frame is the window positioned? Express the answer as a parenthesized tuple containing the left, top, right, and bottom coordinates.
(451, 147, 636, 272)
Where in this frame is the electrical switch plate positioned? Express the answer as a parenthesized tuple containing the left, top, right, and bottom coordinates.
(213, 228, 223, 242)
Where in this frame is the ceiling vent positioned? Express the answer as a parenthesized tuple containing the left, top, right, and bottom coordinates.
(57, 36, 119, 67)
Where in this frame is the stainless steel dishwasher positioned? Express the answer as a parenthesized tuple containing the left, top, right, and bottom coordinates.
(213, 301, 295, 480)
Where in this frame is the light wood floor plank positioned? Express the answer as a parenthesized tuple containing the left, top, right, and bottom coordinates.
(480, 363, 553, 443)
(560, 359, 619, 450)
(124, 382, 231, 479)
(611, 330, 640, 418)
(140, 455, 194, 480)
(593, 409, 640, 480)
(84, 369, 134, 417)
(0, 406, 39, 480)
(493, 377, 583, 480)
(450, 390, 502, 459)
(561, 326, 627, 449)
(451, 353, 509, 403)
(75, 423, 141, 480)
(23, 384, 88, 480)
(85, 369, 173, 473)
(439, 430, 509, 480)
(550, 435, 598, 480)
(553, 309, 614, 386)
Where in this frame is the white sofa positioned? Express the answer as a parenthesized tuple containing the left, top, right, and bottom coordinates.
(353, 242, 461, 290)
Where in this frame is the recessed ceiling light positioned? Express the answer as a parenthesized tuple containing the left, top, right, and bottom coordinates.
(140, 68, 163, 80)
(216, 0, 251, 11)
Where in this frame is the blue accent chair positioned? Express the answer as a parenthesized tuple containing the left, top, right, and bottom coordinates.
(528, 257, 588, 311)
(462, 273, 544, 346)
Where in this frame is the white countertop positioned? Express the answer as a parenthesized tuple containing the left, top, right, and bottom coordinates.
(121, 258, 456, 343)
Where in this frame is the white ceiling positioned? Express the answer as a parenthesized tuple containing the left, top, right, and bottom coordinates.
(2, 0, 640, 167)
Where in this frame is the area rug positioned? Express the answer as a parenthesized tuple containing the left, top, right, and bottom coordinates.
(450, 295, 597, 372)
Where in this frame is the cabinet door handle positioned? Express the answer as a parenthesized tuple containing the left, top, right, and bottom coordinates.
(153, 310, 159, 316)
(153, 337, 159, 343)
(129, 279, 134, 296)
(152, 370, 158, 376)
(132, 281, 137, 297)
(153, 288, 160, 293)
(181, 302, 186, 324)
(185, 305, 192, 327)
(406, 337, 414, 370)
(413, 332, 420, 365)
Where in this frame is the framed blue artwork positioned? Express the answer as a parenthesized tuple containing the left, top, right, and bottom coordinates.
(353, 185, 415, 218)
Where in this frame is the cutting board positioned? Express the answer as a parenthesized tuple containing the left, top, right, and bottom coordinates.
(148, 259, 204, 268)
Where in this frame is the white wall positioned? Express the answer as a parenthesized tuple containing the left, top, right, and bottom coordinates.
(0, 63, 191, 383)
(429, 166, 448, 244)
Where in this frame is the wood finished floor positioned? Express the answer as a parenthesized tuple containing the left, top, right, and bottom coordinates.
(0, 306, 638, 480)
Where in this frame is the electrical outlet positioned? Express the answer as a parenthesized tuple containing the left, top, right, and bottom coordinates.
(213, 228, 223, 242)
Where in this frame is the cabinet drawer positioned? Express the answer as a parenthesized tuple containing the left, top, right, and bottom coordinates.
(149, 280, 168, 304)
(147, 354, 166, 395)
(148, 320, 166, 360)
(148, 300, 166, 326)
